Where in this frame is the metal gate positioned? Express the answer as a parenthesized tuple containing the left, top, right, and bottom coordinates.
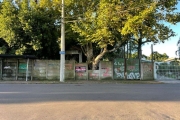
(155, 62, 180, 80)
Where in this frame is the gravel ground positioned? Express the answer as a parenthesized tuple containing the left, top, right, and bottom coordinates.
(1, 101, 180, 120)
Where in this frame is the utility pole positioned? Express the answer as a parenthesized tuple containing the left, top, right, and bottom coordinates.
(177, 37, 180, 59)
(60, 0, 65, 82)
(151, 44, 153, 62)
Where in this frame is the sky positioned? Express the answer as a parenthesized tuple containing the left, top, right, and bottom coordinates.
(142, 2, 180, 58)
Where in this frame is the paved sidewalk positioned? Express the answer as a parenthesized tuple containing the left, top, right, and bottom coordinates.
(156, 75, 180, 83)
(1, 79, 180, 84)
(156, 79, 180, 84)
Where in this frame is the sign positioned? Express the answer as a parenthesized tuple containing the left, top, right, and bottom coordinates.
(75, 66, 86, 72)
(59, 51, 65, 54)
(18, 63, 27, 73)
(75, 63, 87, 80)
(19, 63, 27, 69)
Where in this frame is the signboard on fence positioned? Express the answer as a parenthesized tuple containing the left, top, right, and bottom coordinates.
(19, 63, 27, 73)
(100, 61, 113, 80)
(126, 59, 140, 79)
(17, 59, 33, 80)
(75, 63, 87, 80)
(113, 58, 125, 79)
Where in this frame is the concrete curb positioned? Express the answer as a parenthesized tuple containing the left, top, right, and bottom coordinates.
(0, 80, 161, 84)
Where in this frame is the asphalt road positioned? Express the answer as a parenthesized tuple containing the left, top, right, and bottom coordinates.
(1, 83, 180, 120)
(0, 83, 180, 103)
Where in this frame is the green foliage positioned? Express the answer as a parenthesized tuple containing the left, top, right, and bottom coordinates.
(0, 0, 60, 59)
(69, 0, 180, 69)
(148, 52, 169, 62)
(71, 0, 123, 48)
(122, 0, 180, 43)
(0, 0, 180, 63)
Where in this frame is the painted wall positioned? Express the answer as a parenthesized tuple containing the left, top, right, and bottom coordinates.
(75, 63, 87, 80)
(141, 62, 154, 80)
(0, 59, 154, 81)
(126, 59, 140, 80)
(100, 61, 113, 80)
(113, 58, 125, 79)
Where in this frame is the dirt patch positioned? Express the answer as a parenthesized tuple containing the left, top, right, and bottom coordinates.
(1, 101, 180, 120)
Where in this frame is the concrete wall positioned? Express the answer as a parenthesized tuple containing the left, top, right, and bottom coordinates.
(0, 59, 154, 81)
(141, 62, 154, 80)
(33, 60, 75, 80)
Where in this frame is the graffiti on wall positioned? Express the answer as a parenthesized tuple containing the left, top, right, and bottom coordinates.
(126, 59, 140, 79)
(102, 68, 110, 77)
(113, 59, 125, 79)
(3, 62, 16, 77)
(127, 72, 140, 79)
(100, 61, 112, 79)
(88, 70, 99, 80)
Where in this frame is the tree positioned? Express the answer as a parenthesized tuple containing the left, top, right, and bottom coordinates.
(0, 0, 19, 53)
(71, 0, 132, 69)
(121, 0, 180, 60)
(65, 0, 100, 68)
(71, 0, 180, 69)
(0, 0, 60, 59)
(148, 51, 169, 62)
(0, 38, 8, 54)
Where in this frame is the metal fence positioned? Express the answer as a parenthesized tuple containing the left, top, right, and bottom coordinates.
(155, 62, 180, 80)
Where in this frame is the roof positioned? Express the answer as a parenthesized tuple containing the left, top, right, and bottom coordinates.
(0, 54, 37, 59)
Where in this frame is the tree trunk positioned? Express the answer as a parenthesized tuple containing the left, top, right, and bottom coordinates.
(92, 47, 108, 70)
(81, 43, 93, 69)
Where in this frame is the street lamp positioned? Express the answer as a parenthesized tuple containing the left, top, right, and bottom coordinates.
(60, 0, 65, 82)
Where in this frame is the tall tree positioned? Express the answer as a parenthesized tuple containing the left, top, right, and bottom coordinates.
(0, 0, 60, 59)
(71, 0, 129, 69)
(121, 0, 180, 58)
(71, 0, 180, 69)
